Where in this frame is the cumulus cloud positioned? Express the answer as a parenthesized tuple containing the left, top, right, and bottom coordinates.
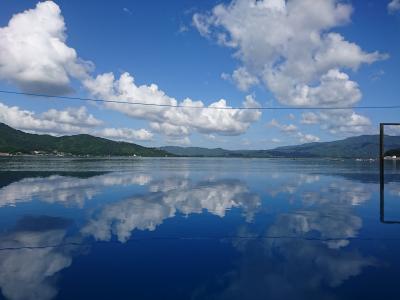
(270, 69, 362, 107)
(388, 0, 400, 13)
(0, 2, 261, 140)
(271, 138, 281, 143)
(96, 127, 153, 142)
(220, 68, 260, 91)
(268, 118, 320, 143)
(41, 106, 102, 127)
(231, 67, 260, 91)
(301, 112, 319, 125)
(0, 1, 92, 95)
(193, 0, 386, 105)
(83, 72, 261, 137)
(0, 102, 96, 135)
(301, 110, 372, 135)
(298, 133, 320, 143)
(193, 0, 387, 135)
(268, 119, 298, 133)
(0, 101, 154, 142)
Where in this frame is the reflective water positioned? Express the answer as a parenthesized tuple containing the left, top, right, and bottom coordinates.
(0, 157, 400, 300)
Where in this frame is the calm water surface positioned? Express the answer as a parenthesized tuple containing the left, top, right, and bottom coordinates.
(0, 157, 400, 300)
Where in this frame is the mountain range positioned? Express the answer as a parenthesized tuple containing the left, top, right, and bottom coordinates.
(161, 135, 400, 158)
(1, 122, 400, 158)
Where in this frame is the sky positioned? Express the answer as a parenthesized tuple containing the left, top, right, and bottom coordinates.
(0, 0, 399, 149)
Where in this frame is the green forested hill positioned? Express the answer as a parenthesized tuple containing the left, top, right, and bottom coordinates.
(271, 135, 400, 158)
(0, 123, 171, 157)
(160, 146, 234, 157)
(385, 149, 400, 157)
(162, 135, 400, 158)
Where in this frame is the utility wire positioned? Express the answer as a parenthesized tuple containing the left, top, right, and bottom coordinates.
(0, 89, 399, 111)
(2, 235, 400, 251)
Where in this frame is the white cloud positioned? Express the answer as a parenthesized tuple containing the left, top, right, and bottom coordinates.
(388, 0, 400, 13)
(205, 134, 217, 141)
(301, 112, 319, 125)
(220, 68, 260, 92)
(193, 0, 386, 105)
(0, 101, 153, 143)
(298, 133, 320, 143)
(270, 69, 362, 107)
(221, 72, 231, 81)
(0, 1, 92, 94)
(193, 0, 387, 136)
(0, 1, 262, 141)
(283, 124, 298, 133)
(178, 24, 189, 34)
(0, 102, 91, 135)
(192, 13, 211, 37)
(42, 106, 102, 127)
(370, 69, 385, 82)
(385, 125, 400, 135)
(301, 110, 372, 135)
(97, 127, 153, 142)
(268, 119, 297, 133)
(268, 118, 320, 143)
(123, 7, 133, 15)
(84, 72, 261, 137)
(232, 67, 259, 91)
(150, 122, 190, 137)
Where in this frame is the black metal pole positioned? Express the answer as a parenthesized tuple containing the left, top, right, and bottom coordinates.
(380, 123, 385, 222)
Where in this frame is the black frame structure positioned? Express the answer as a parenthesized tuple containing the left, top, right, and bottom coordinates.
(380, 123, 400, 224)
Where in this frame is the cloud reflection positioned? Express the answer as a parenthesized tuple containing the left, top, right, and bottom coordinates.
(0, 216, 83, 300)
(0, 170, 383, 300)
(267, 174, 321, 197)
(82, 178, 261, 242)
(194, 177, 377, 300)
(0, 173, 151, 208)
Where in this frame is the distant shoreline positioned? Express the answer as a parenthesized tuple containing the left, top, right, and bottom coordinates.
(0, 154, 380, 161)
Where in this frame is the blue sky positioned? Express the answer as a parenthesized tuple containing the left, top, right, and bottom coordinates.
(0, 0, 399, 149)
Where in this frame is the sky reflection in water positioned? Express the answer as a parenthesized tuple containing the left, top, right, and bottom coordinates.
(0, 158, 399, 300)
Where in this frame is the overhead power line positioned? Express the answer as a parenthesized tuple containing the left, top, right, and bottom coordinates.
(0, 89, 399, 111)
